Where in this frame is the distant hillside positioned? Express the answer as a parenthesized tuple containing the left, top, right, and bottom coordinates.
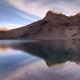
(1, 10, 80, 39)
(0, 27, 9, 31)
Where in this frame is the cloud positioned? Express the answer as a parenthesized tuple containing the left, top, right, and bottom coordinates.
(1, 60, 80, 80)
(4, 0, 80, 17)
(0, 22, 26, 29)
(1, 60, 48, 80)
(50, 1, 79, 16)
(0, 2, 36, 21)
(18, 57, 37, 66)
(14, 11, 36, 21)
(0, 48, 23, 57)
(5, 0, 49, 18)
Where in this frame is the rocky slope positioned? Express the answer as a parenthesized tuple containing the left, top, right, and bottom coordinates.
(1, 10, 80, 39)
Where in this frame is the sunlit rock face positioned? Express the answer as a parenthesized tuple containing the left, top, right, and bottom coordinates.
(0, 27, 9, 31)
(69, 12, 80, 23)
(44, 10, 66, 21)
(65, 26, 80, 37)
(1, 10, 80, 39)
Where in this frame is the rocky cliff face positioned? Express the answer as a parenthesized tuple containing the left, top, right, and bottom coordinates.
(1, 10, 80, 39)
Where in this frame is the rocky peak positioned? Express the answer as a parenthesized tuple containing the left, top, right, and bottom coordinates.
(72, 12, 80, 23)
(68, 12, 80, 23)
(76, 12, 80, 15)
(74, 12, 80, 19)
(43, 10, 66, 21)
(49, 10, 64, 15)
(44, 10, 65, 17)
(69, 12, 80, 18)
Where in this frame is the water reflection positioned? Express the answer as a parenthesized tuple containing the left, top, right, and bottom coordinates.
(6, 40, 80, 67)
(0, 40, 80, 80)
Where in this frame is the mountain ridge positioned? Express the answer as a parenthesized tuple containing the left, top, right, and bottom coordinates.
(1, 10, 80, 39)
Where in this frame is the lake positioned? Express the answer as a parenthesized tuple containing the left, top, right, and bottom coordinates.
(0, 40, 80, 80)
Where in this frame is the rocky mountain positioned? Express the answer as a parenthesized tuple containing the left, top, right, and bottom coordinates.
(1, 10, 80, 39)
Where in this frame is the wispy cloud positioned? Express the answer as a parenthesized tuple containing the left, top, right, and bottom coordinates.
(2, 60, 47, 80)
(14, 11, 36, 21)
(0, 2, 35, 21)
(6, 0, 49, 18)
(5, 0, 80, 17)
(0, 22, 26, 29)
(0, 48, 23, 57)
(50, 1, 79, 16)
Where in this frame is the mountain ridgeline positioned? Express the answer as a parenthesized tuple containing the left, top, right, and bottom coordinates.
(1, 10, 80, 39)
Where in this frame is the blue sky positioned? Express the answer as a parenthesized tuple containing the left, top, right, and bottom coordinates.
(0, 0, 80, 29)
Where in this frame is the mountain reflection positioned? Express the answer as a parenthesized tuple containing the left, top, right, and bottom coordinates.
(0, 44, 9, 51)
(0, 40, 80, 67)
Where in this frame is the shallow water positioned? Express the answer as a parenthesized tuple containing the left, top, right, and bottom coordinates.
(0, 40, 80, 80)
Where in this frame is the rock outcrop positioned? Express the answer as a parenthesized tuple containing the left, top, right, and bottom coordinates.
(1, 10, 80, 39)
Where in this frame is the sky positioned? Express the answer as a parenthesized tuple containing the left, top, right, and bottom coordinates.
(0, 0, 80, 29)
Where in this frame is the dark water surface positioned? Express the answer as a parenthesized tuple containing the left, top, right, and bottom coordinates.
(0, 40, 80, 80)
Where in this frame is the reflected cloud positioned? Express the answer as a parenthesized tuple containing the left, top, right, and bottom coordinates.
(0, 60, 48, 80)
(0, 48, 23, 57)
(18, 57, 37, 66)
(1, 60, 80, 80)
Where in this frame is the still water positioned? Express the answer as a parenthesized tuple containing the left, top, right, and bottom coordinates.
(0, 40, 80, 80)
